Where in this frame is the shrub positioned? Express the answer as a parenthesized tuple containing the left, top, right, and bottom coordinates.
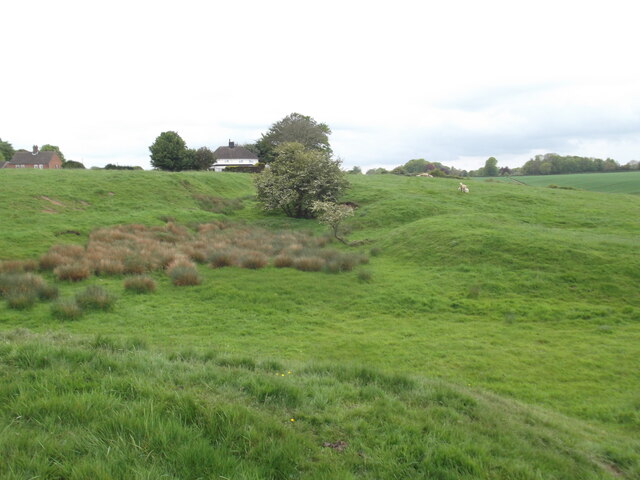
(124, 276, 156, 294)
(168, 261, 200, 286)
(51, 298, 83, 320)
(75, 286, 116, 310)
(54, 263, 91, 282)
(240, 252, 268, 269)
(294, 256, 325, 272)
(254, 141, 349, 219)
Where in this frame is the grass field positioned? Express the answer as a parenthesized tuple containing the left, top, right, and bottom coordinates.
(1, 169, 639, 478)
(475, 170, 640, 194)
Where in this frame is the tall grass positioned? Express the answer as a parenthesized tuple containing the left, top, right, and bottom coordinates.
(34, 221, 367, 282)
(0, 272, 58, 309)
(0, 333, 637, 480)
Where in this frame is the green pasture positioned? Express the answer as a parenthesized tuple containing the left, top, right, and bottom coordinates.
(1, 169, 639, 478)
(475, 171, 640, 194)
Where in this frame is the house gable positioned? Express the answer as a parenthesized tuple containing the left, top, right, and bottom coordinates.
(210, 141, 259, 171)
(8, 147, 63, 169)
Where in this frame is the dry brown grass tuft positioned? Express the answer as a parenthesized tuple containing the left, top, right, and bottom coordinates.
(54, 263, 91, 282)
(124, 275, 156, 293)
(75, 286, 116, 310)
(94, 258, 125, 276)
(32, 221, 360, 285)
(240, 251, 268, 269)
(51, 298, 83, 320)
(209, 250, 238, 268)
(294, 256, 325, 272)
(0, 260, 38, 274)
(39, 252, 69, 271)
(273, 254, 295, 268)
(167, 259, 201, 286)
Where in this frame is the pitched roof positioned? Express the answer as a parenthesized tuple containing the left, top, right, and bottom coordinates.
(213, 145, 258, 161)
(0, 161, 7, 169)
(10, 151, 59, 165)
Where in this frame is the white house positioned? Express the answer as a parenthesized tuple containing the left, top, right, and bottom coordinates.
(210, 141, 259, 172)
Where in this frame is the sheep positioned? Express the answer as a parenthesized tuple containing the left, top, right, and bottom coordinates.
(458, 182, 469, 193)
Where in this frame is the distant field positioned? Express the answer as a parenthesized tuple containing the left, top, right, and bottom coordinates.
(475, 171, 640, 194)
(1, 169, 639, 478)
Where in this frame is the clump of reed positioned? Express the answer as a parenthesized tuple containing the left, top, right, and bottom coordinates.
(273, 254, 295, 268)
(51, 298, 83, 320)
(167, 259, 200, 286)
(239, 251, 268, 269)
(0, 272, 58, 309)
(209, 250, 238, 268)
(293, 256, 325, 272)
(39, 244, 85, 271)
(75, 286, 116, 311)
(33, 221, 366, 288)
(53, 263, 91, 282)
(124, 276, 156, 294)
(0, 259, 38, 274)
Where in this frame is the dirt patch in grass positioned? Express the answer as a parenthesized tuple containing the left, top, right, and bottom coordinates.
(40, 196, 65, 207)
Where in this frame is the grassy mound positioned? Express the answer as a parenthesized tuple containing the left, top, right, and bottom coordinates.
(1, 331, 636, 480)
(0, 169, 256, 258)
(1, 170, 640, 477)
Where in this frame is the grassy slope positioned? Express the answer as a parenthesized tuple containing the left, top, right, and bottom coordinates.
(0, 169, 256, 258)
(474, 171, 640, 194)
(1, 170, 639, 478)
(1, 330, 635, 480)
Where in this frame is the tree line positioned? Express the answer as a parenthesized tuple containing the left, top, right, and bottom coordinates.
(355, 154, 639, 178)
(516, 153, 637, 176)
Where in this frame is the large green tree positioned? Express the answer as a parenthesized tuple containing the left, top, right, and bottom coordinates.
(41, 144, 66, 163)
(484, 157, 499, 177)
(256, 113, 332, 163)
(193, 147, 215, 170)
(0, 138, 14, 161)
(254, 142, 348, 218)
(403, 158, 429, 174)
(149, 131, 188, 171)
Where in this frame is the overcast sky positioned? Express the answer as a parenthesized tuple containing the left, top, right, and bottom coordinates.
(2, 0, 639, 171)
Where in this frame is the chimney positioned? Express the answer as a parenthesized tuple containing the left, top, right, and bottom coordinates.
(228, 140, 235, 148)
(32, 145, 39, 155)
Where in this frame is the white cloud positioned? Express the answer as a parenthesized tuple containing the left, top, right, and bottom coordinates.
(2, 0, 639, 170)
